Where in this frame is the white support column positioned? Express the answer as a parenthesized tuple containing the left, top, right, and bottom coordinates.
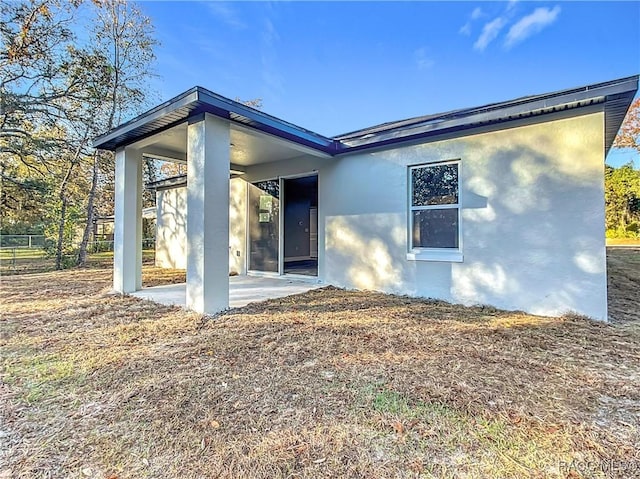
(186, 113, 230, 314)
(113, 147, 143, 293)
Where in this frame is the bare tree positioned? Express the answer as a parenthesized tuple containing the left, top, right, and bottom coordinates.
(1, 0, 158, 267)
(76, 0, 158, 266)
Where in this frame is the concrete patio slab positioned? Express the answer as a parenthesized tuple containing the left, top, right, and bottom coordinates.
(131, 275, 323, 310)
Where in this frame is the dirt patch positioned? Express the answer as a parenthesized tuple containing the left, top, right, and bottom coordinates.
(0, 250, 638, 478)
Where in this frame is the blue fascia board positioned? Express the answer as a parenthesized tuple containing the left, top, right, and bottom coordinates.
(93, 86, 340, 154)
(196, 88, 337, 150)
(93, 75, 638, 157)
(338, 75, 639, 151)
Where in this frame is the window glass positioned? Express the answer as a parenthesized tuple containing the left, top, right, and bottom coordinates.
(249, 180, 279, 272)
(412, 209, 459, 249)
(253, 180, 279, 199)
(412, 163, 458, 206)
(410, 161, 460, 252)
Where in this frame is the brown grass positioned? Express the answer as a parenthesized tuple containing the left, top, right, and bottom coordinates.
(1, 249, 639, 478)
(607, 247, 640, 325)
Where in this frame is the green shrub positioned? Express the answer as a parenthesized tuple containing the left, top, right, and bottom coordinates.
(606, 227, 640, 239)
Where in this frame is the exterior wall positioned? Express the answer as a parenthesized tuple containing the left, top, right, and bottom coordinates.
(322, 111, 608, 320)
(155, 177, 247, 275)
(229, 178, 247, 275)
(155, 111, 608, 319)
(155, 187, 187, 269)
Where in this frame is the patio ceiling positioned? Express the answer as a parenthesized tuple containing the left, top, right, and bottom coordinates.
(93, 86, 338, 158)
(133, 121, 330, 168)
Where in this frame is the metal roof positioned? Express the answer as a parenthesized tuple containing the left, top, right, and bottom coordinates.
(146, 175, 187, 191)
(146, 172, 245, 191)
(93, 86, 339, 154)
(335, 75, 638, 156)
(94, 75, 638, 157)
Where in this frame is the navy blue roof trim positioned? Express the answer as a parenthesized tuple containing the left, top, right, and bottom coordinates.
(94, 75, 638, 157)
(335, 75, 638, 156)
(93, 87, 340, 154)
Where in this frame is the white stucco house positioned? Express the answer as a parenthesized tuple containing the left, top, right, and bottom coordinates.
(94, 75, 638, 320)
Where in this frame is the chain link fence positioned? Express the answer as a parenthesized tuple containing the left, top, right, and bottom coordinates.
(0, 234, 46, 248)
(0, 237, 156, 274)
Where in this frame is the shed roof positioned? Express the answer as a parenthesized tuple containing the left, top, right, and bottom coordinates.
(94, 75, 638, 157)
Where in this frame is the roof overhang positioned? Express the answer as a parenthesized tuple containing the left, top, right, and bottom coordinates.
(94, 75, 638, 158)
(93, 86, 340, 155)
(146, 175, 187, 191)
(335, 75, 639, 157)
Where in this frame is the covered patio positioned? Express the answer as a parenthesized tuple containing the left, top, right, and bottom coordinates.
(93, 87, 336, 314)
(131, 275, 323, 309)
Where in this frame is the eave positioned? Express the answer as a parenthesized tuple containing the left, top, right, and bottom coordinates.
(93, 86, 340, 155)
(94, 75, 638, 158)
(335, 75, 639, 157)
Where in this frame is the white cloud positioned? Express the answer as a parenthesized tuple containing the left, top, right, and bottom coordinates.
(471, 7, 484, 20)
(459, 7, 484, 36)
(206, 2, 247, 30)
(261, 18, 283, 96)
(505, 6, 561, 48)
(414, 47, 434, 70)
(474, 17, 507, 51)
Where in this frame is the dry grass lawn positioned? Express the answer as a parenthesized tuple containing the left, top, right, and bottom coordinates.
(1, 249, 639, 478)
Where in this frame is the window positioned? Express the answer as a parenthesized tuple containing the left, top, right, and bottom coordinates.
(409, 161, 462, 261)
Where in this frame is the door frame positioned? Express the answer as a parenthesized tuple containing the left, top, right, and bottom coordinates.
(245, 176, 281, 278)
(279, 172, 319, 279)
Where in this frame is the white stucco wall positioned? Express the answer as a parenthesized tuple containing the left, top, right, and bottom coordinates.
(155, 187, 187, 269)
(155, 177, 247, 275)
(322, 111, 608, 320)
(229, 178, 247, 275)
(155, 110, 608, 320)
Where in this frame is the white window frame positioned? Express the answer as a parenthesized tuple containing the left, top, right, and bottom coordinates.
(407, 160, 463, 262)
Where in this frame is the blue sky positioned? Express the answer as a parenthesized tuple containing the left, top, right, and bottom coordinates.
(141, 1, 640, 166)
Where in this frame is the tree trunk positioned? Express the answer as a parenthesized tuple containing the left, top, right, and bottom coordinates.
(55, 197, 68, 270)
(54, 157, 78, 270)
(77, 153, 99, 266)
(77, 32, 120, 265)
(52, 117, 93, 268)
